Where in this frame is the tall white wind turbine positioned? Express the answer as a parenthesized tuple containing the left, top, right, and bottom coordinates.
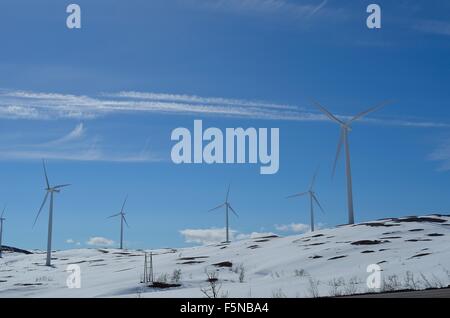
(108, 196, 129, 249)
(287, 170, 324, 232)
(0, 205, 6, 258)
(209, 185, 238, 243)
(33, 160, 71, 266)
(313, 101, 390, 224)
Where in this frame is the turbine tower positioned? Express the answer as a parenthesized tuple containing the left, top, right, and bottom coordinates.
(208, 185, 238, 243)
(287, 170, 324, 232)
(33, 160, 70, 266)
(0, 206, 6, 258)
(313, 101, 390, 224)
(108, 196, 129, 249)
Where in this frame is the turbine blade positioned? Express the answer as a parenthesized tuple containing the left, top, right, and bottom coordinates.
(42, 159, 50, 189)
(228, 204, 239, 218)
(54, 184, 71, 189)
(349, 100, 392, 124)
(123, 215, 130, 228)
(120, 195, 128, 214)
(312, 101, 345, 125)
(107, 213, 121, 219)
(312, 194, 325, 214)
(309, 167, 320, 191)
(286, 192, 308, 199)
(208, 203, 225, 212)
(33, 192, 49, 228)
(332, 128, 345, 178)
(0, 205, 6, 218)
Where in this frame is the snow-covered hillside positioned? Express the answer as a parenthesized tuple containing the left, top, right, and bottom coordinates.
(1, 214, 450, 298)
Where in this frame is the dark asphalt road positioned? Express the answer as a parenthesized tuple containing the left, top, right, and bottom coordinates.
(343, 287, 450, 298)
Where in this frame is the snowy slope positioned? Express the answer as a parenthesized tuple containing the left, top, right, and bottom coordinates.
(1, 214, 450, 298)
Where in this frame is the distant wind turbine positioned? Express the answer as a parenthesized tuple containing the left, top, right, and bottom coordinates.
(209, 185, 238, 243)
(0, 205, 6, 258)
(108, 196, 129, 249)
(287, 170, 324, 232)
(33, 160, 71, 266)
(313, 100, 390, 224)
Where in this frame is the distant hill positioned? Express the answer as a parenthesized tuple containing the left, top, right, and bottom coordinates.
(1, 245, 33, 255)
(0, 214, 449, 297)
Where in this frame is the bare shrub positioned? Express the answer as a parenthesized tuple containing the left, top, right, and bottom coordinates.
(171, 269, 182, 283)
(344, 276, 360, 295)
(272, 288, 287, 298)
(238, 264, 245, 283)
(200, 270, 221, 298)
(382, 274, 401, 292)
(294, 269, 308, 277)
(403, 271, 419, 290)
(307, 277, 320, 298)
(156, 273, 168, 283)
(328, 277, 345, 296)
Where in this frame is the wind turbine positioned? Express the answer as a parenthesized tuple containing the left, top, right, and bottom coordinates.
(108, 196, 129, 249)
(313, 100, 390, 224)
(33, 160, 71, 266)
(0, 205, 6, 258)
(209, 185, 238, 243)
(287, 170, 324, 232)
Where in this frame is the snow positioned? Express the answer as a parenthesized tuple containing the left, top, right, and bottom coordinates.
(1, 214, 450, 298)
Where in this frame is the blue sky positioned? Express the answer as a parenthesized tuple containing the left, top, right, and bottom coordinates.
(0, 0, 450, 250)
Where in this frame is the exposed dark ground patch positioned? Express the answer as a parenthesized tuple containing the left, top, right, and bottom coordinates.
(361, 250, 375, 254)
(149, 282, 181, 289)
(380, 236, 402, 239)
(409, 253, 431, 259)
(328, 255, 347, 260)
(254, 239, 270, 243)
(305, 242, 327, 246)
(392, 216, 446, 223)
(14, 283, 43, 286)
(178, 256, 209, 261)
(257, 235, 279, 239)
(427, 233, 444, 237)
(356, 222, 399, 228)
(405, 239, 432, 242)
(377, 261, 387, 264)
(178, 260, 205, 265)
(115, 268, 133, 272)
(382, 231, 401, 235)
(213, 261, 233, 268)
(351, 240, 389, 245)
(409, 229, 424, 232)
(309, 255, 323, 259)
(247, 245, 260, 249)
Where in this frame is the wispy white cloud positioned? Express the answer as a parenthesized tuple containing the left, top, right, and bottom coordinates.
(0, 122, 160, 163)
(190, 0, 336, 21)
(45, 123, 85, 146)
(86, 236, 114, 246)
(428, 138, 450, 171)
(180, 227, 276, 245)
(66, 238, 81, 246)
(0, 89, 447, 128)
(413, 20, 450, 37)
(180, 228, 233, 245)
(275, 223, 310, 233)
